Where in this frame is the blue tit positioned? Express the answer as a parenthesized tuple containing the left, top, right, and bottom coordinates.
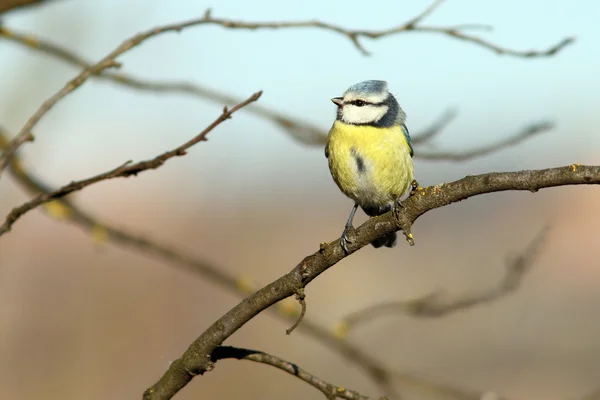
(325, 80, 415, 252)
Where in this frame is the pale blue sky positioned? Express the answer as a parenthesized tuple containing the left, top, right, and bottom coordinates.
(1, 0, 599, 203)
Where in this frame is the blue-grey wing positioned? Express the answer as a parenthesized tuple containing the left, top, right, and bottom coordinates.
(401, 123, 414, 157)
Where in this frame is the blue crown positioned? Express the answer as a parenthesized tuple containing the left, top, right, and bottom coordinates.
(344, 80, 388, 96)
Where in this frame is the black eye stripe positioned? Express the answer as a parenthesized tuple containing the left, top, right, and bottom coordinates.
(346, 100, 385, 107)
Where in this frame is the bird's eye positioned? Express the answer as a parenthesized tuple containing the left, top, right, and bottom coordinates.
(354, 100, 366, 107)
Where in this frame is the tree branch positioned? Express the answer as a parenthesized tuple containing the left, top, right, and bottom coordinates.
(0, 2, 573, 176)
(210, 346, 384, 400)
(0, 0, 52, 14)
(580, 388, 600, 400)
(417, 121, 554, 161)
(339, 224, 550, 333)
(1, 127, 564, 400)
(0, 25, 556, 157)
(0, 91, 262, 236)
(0, 126, 426, 399)
(0, 24, 328, 146)
(143, 164, 600, 399)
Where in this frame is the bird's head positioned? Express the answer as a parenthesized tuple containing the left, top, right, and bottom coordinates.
(332, 80, 404, 127)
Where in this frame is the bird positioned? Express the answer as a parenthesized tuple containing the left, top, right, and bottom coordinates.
(325, 80, 415, 252)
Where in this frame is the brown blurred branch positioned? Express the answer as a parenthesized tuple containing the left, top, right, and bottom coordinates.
(339, 224, 550, 333)
(417, 121, 554, 161)
(144, 164, 600, 399)
(0, 0, 51, 14)
(0, 91, 262, 236)
(210, 346, 383, 400)
(0, 25, 556, 156)
(580, 388, 600, 400)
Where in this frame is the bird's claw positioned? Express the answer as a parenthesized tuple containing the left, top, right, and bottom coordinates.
(340, 227, 353, 253)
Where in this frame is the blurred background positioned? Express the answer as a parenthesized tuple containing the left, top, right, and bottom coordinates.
(1, 0, 600, 399)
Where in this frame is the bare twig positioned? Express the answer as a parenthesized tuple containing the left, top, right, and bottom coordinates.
(143, 164, 600, 399)
(0, 91, 262, 236)
(210, 346, 384, 400)
(0, 0, 50, 14)
(185, 6, 574, 57)
(0, 24, 327, 146)
(417, 121, 554, 161)
(285, 289, 307, 335)
(403, 0, 446, 28)
(339, 224, 550, 331)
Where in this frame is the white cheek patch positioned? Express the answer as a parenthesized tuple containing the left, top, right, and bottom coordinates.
(342, 105, 389, 125)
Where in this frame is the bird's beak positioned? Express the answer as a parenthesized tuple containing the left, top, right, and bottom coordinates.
(331, 97, 343, 107)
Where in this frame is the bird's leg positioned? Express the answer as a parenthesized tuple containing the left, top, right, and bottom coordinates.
(340, 203, 359, 253)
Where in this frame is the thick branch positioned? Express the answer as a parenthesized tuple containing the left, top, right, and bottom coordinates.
(340, 224, 550, 332)
(0, 91, 262, 236)
(0, 127, 412, 398)
(210, 346, 382, 400)
(143, 164, 600, 399)
(1, 127, 558, 400)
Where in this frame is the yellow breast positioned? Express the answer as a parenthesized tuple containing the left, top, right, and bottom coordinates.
(326, 121, 414, 208)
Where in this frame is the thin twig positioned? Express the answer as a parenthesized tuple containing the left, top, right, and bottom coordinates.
(143, 164, 600, 399)
(340, 224, 551, 331)
(0, 91, 262, 236)
(210, 346, 383, 400)
(285, 288, 307, 335)
(0, 0, 50, 14)
(403, 0, 446, 28)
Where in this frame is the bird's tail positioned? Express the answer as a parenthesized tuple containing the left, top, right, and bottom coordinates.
(362, 204, 397, 249)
